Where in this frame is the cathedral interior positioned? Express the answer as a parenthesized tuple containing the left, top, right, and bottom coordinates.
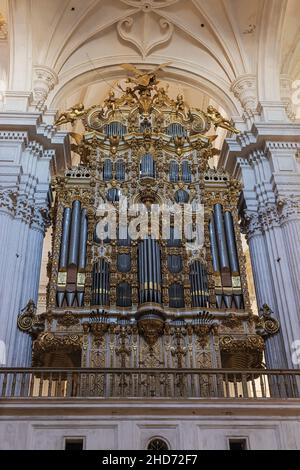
(0, 0, 300, 451)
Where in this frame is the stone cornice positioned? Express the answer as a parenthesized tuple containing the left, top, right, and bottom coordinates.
(220, 122, 300, 176)
(0, 113, 71, 171)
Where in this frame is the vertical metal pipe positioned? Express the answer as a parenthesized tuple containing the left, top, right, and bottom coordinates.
(78, 209, 88, 270)
(147, 238, 153, 302)
(151, 239, 156, 302)
(202, 264, 209, 307)
(209, 218, 220, 273)
(157, 242, 162, 303)
(97, 259, 101, 305)
(199, 263, 206, 307)
(59, 208, 71, 270)
(100, 259, 104, 305)
(224, 211, 239, 275)
(190, 264, 195, 307)
(196, 261, 203, 307)
(68, 200, 81, 267)
(213, 204, 230, 271)
(143, 239, 148, 302)
(106, 262, 110, 305)
(196, 261, 202, 307)
(138, 242, 142, 303)
(91, 264, 95, 304)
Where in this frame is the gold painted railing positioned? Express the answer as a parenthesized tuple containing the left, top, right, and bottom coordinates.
(0, 368, 299, 399)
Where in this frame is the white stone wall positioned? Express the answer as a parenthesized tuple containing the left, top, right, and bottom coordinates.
(1, 400, 300, 449)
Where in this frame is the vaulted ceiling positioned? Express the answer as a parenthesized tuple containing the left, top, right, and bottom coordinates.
(0, 0, 299, 119)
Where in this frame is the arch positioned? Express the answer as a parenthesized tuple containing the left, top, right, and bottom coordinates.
(146, 437, 170, 451)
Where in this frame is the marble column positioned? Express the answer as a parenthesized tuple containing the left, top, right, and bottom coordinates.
(245, 212, 289, 369)
(0, 194, 50, 366)
(0, 133, 51, 366)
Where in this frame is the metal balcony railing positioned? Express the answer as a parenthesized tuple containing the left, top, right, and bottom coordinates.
(0, 368, 299, 399)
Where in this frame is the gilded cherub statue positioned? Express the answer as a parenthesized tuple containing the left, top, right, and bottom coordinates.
(206, 106, 240, 134)
(206, 105, 240, 134)
(174, 94, 185, 114)
(55, 103, 85, 126)
(153, 85, 173, 108)
(120, 63, 171, 92)
(104, 91, 118, 111)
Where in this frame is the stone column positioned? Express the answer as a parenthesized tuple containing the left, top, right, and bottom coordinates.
(0, 133, 51, 366)
(279, 197, 300, 307)
(245, 211, 289, 369)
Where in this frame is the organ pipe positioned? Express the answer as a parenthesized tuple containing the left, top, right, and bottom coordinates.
(213, 204, 230, 271)
(91, 259, 110, 306)
(155, 241, 162, 303)
(138, 238, 161, 304)
(209, 218, 220, 273)
(59, 207, 71, 270)
(68, 200, 81, 267)
(190, 261, 208, 308)
(223, 211, 239, 275)
(78, 209, 88, 270)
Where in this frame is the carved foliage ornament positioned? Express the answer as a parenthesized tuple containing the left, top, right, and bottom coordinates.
(17, 300, 43, 337)
(34, 333, 82, 353)
(256, 304, 280, 337)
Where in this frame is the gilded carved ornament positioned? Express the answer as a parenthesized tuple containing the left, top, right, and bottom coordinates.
(17, 300, 43, 338)
(256, 304, 280, 337)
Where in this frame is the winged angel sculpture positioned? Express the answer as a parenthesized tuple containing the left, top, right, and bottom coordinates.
(54, 63, 239, 136)
(120, 62, 171, 91)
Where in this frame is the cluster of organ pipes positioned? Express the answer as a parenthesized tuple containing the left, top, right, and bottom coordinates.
(209, 204, 243, 309)
(91, 258, 110, 306)
(190, 261, 209, 308)
(138, 238, 162, 304)
(57, 200, 88, 307)
(56, 205, 242, 310)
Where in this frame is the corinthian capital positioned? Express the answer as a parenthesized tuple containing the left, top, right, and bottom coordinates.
(0, 189, 17, 216)
(278, 196, 300, 222)
(31, 205, 51, 233)
(242, 211, 262, 240)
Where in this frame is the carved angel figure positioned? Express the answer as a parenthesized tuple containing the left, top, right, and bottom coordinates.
(55, 103, 85, 126)
(120, 62, 171, 91)
(174, 94, 185, 113)
(206, 105, 240, 134)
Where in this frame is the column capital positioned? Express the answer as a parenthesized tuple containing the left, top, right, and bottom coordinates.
(230, 74, 258, 117)
(33, 65, 58, 110)
(279, 196, 300, 223)
(0, 190, 50, 233)
(242, 211, 262, 240)
(0, 189, 18, 217)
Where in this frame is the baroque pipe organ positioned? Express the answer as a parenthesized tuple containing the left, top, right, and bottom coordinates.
(18, 65, 280, 376)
